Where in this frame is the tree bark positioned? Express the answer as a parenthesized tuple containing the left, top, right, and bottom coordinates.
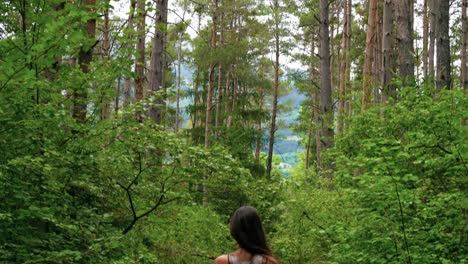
(318, 0, 334, 176)
(254, 86, 263, 163)
(134, 0, 145, 117)
(395, 0, 414, 84)
(215, 9, 225, 138)
(224, 65, 231, 126)
(123, 1, 136, 108)
(149, 0, 168, 124)
(362, 0, 379, 107)
(175, 31, 182, 132)
(373, 13, 382, 105)
(205, 0, 218, 148)
(73, 0, 97, 121)
(100, 6, 110, 120)
(307, 36, 316, 171)
(423, 0, 429, 79)
(338, 0, 350, 134)
(266, 0, 280, 178)
(463, 0, 468, 89)
(115, 76, 121, 114)
(435, 0, 451, 90)
(428, 0, 436, 79)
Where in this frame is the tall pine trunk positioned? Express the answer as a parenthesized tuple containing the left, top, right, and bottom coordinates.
(318, 0, 334, 176)
(463, 0, 468, 89)
(149, 0, 168, 124)
(175, 31, 182, 132)
(134, 0, 145, 106)
(100, 6, 111, 120)
(73, 0, 96, 121)
(423, 0, 429, 79)
(266, 0, 280, 178)
(123, 0, 136, 107)
(428, 0, 436, 79)
(254, 86, 263, 163)
(307, 36, 316, 172)
(395, 0, 414, 84)
(435, 0, 451, 90)
(215, 9, 225, 138)
(338, 0, 350, 133)
(362, 0, 379, 107)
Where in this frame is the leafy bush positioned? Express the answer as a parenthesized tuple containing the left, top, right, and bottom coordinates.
(274, 87, 467, 264)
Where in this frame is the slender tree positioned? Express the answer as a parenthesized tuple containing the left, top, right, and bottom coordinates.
(428, 0, 436, 78)
(435, 0, 451, 89)
(73, 0, 97, 121)
(134, 0, 145, 108)
(423, 0, 429, 79)
(149, 0, 168, 124)
(175, 26, 183, 132)
(215, 7, 225, 137)
(205, 0, 218, 147)
(123, 0, 136, 107)
(266, 0, 281, 178)
(338, 0, 351, 133)
(394, 0, 414, 84)
(463, 0, 468, 89)
(362, 0, 379, 106)
(382, 0, 394, 102)
(100, 5, 111, 120)
(317, 0, 334, 173)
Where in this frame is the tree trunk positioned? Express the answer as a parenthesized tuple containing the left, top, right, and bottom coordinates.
(115, 76, 121, 114)
(395, 0, 414, 84)
(423, 0, 429, 79)
(100, 6, 110, 120)
(345, 0, 352, 116)
(307, 36, 316, 172)
(330, 4, 336, 107)
(224, 66, 231, 126)
(44, 2, 64, 82)
(463, 0, 468, 89)
(362, 0, 379, 107)
(205, 0, 218, 148)
(318, 0, 334, 177)
(254, 87, 263, 163)
(266, 0, 280, 178)
(227, 16, 239, 129)
(337, 0, 350, 134)
(373, 13, 382, 105)
(215, 10, 225, 138)
(123, 1, 135, 108)
(175, 31, 182, 132)
(149, 0, 168, 124)
(73, 0, 97, 121)
(192, 12, 202, 130)
(428, 0, 436, 79)
(435, 0, 451, 90)
(134, 0, 145, 120)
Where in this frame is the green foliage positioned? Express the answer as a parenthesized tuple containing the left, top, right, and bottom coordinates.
(0, 2, 274, 261)
(329, 87, 467, 263)
(274, 87, 467, 264)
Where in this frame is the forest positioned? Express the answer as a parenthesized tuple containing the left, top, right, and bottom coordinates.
(0, 0, 466, 263)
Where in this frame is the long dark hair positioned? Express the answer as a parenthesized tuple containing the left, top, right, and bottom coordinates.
(229, 206, 272, 256)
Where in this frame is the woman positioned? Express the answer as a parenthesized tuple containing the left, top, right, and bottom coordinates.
(214, 206, 278, 264)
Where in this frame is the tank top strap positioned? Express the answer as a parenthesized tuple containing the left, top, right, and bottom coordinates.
(229, 254, 263, 264)
(229, 254, 239, 264)
(252, 255, 264, 264)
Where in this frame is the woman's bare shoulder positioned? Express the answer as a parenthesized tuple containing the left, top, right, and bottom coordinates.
(214, 254, 229, 264)
(263, 255, 279, 264)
